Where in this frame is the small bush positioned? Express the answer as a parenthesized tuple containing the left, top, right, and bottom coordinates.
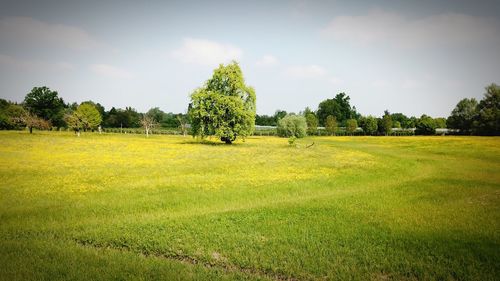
(277, 114, 307, 138)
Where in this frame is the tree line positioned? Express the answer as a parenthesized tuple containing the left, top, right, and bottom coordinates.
(0, 87, 189, 136)
(256, 84, 498, 137)
(0, 62, 498, 141)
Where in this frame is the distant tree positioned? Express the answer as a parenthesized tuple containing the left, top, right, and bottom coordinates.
(0, 101, 26, 130)
(393, 121, 401, 129)
(79, 103, 102, 131)
(12, 110, 51, 134)
(106, 107, 141, 128)
(305, 113, 318, 135)
(65, 103, 102, 136)
(325, 115, 338, 136)
(140, 114, 157, 137)
(65, 112, 83, 136)
(0, 99, 9, 109)
(473, 83, 500, 135)
(408, 116, 418, 128)
(147, 107, 166, 124)
(104, 107, 119, 127)
(303, 107, 314, 116)
(360, 116, 378, 135)
(391, 113, 410, 128)
(345, 119, 358, 135)
(188, 62, 256, 144)
(317, 93, 358, 126)
(23, 86, 66, 128)
(123, 107, 141, 128)
(447, 98, 478, 134)
(415, 115, 436, 135)
(68, 102, 78, 111)
(381, 110, 392, 136)
(255, 114, 276, 126)
(434, 117, 447, 129)
(81, 101, 105, 124)
(277, 114, 307, 138)
(159, 112, 182, 128)
(273, 110, 287, 124)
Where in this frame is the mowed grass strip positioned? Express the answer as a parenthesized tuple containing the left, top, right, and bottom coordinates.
(0, 131, 499, 280)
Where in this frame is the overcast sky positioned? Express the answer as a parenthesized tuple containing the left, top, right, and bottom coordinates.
(0, 0, 499, 117)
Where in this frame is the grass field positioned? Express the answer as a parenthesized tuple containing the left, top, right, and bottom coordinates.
(0, 131, 499, 280)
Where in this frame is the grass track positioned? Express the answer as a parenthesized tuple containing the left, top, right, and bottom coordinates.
(0, 131, 499, 280)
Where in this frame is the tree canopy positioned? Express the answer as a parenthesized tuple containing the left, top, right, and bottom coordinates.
(473, 83, 499, 135)
(360, 116, 378, 135)
(447, 98, 478, 134)
(65, 103, 102, 135)
(188, 61, 256, 144)
(415, 115, 436, 135)
(317, 93, 359, 126)
(23, 86, 66, 128)
(381, 110, 393, 136)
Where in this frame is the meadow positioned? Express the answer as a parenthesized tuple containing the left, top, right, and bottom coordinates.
(0, 131, 499, 280)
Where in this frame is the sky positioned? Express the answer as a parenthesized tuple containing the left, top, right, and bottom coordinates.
(0, 0, 499, 117)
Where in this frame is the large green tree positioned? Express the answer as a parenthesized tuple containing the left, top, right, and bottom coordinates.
(23, 86, 66, 128)
(316, 93, 358, 126)
(188, 62, 256, 144)
(447, 98, 478, 134)
(473, 83, 500, 135)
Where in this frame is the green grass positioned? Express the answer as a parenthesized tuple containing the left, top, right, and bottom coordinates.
(0, 131, 499, 280)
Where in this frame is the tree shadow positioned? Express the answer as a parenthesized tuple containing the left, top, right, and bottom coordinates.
(178, 139, 243, 146)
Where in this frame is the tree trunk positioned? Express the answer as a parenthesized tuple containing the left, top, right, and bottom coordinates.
(146, 127, 149, 137)
(77, 130, 80, 137)
(29, 126, 33, 134)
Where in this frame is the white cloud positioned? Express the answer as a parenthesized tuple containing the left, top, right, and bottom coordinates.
(90, 64, 133, 79)
(285, 65, 326, 79)
(0, 54, 74, 71)
(0, 17, 103, 50)
(171, 38, 242, 66)
(256, 55, 278, 67)
(321, 10, 500, 48)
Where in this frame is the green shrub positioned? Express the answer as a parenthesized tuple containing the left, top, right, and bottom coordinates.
(277, 114, 307, 138)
